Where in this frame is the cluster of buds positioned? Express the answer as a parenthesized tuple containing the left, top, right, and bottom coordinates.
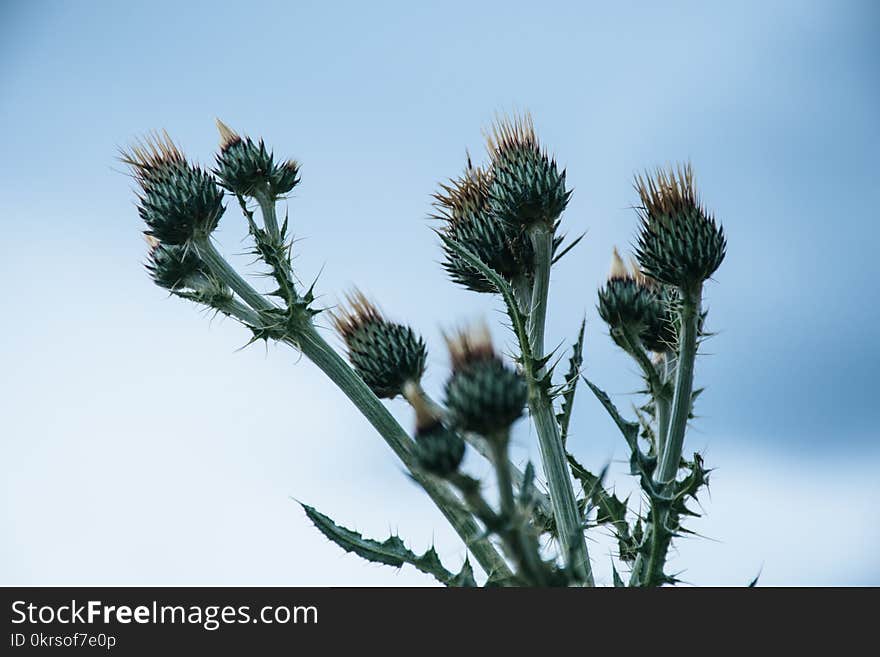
(435, 161, 534, 293)
(435, 114, 571, 294)
(634, 163, 726, 293)
(332, 292, 427, 399)
(128, 116, 727, 588)
(598, 248, 676, 354)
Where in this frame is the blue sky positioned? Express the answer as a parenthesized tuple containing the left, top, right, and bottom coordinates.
(1, 0, 878, 585)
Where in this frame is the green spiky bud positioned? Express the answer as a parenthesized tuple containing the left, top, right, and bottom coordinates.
(145, 237, 231, 304)
(598, 249, 676, 353)
(434, 161, 534, 293)
(145, 237, 204, 290)
(333, 291, 427, 399)
(214, 120, 301, 198)
(123, 132, 225, 245)
(415, 423, 466, 476)
(443, 324, 527, 437)
(634, 163, 726, 291)
(485, 114, 570, 230)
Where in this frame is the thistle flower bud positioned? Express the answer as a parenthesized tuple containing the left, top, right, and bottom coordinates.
(434, 161, 534, 292)
(145, 237, 230, 303)
(213, 119, 301, 198)
(409, 388, 465, 476)
(485, 114, 570, 230)
(332, 291, 427, 399)
(123, 132, 225, 245)
(634, 163, 726, 291)
(598, 248, 676, 353)
(443, 324, 527, 437)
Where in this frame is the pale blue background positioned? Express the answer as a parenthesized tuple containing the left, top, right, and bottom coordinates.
(1, 0, 877, 585)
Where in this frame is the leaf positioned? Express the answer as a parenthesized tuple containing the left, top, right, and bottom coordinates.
(301, 503, 474, 587)
(557, 318, 585, 446)
(452, 559, 478, 587)
(582, 377, 640, 450)
(551, 231, 586, 265)
(567, 454, 638, 563)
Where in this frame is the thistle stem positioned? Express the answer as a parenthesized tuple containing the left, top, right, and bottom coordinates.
(195, 241, 512, 582)
(491, 438, 548, 586)
(655, 287, 701, 486)
(655, 354, 673, 459)
(293, 324, 513, 582)
(525, 225, 594, 585)
(194, 238, 275, 312)
(254, 187, 280, 242)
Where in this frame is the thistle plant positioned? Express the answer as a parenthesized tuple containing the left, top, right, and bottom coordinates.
(125, 115, 725, 586)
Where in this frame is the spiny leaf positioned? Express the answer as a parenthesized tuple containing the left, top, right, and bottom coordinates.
(551, 231, 586, 265)
(583, 377, 639, 450)
(452, 559, 478, 587)
(557, 318, 585, 446)
(301, 503, 472, 586)
(567, 454, 635, 560)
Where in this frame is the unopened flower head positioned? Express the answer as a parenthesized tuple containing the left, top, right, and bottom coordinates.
(332, 291, 427, 399)
(634, 163, 726, 291)
(485, 113, 570, 230)
(144, 237, 231, 305)
(213, 119, 300, 198)
(123, 132, 225, 245)
(435, 159, 534, 293)
(409, 390, 465, 477)
(598, 248, 676, 353)
(443, 323, 527, 437)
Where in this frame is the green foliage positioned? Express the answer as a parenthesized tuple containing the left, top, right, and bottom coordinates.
(557, 319, 585, 446)
(128, 116, 727, 587)
(301, 503, 475, 587)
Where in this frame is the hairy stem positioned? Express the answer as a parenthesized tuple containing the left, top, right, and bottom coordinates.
(524, 225, 594, 586)
(655, 287, 701, 485)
